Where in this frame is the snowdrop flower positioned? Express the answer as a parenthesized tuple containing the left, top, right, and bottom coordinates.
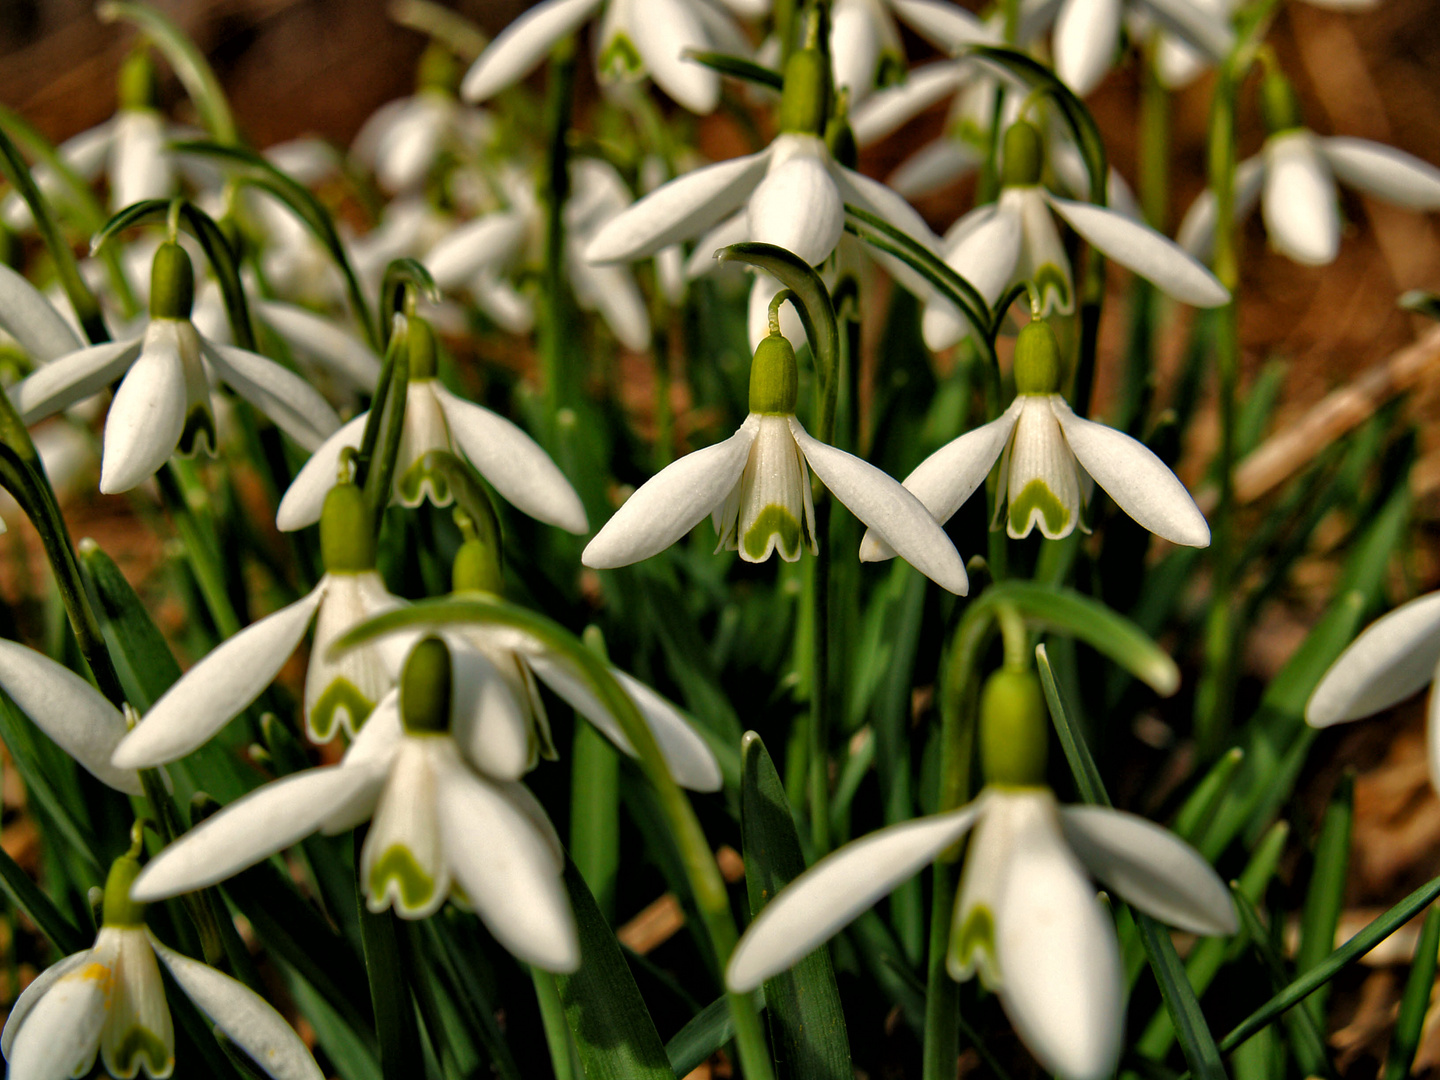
(1178, 71, 1440, 267)
(111, 480, 401, 771)
(727, 667, 1235, 1080)
(1047, 0, 1232, 96)
(922, 121, 1228, 352)
(1308, 589, 1440, 791)
(10, 242, 341, 493)
(460, 0, 759, 115)
(832, 0, 993, 105)
(863, 320, 1210, 553)
(584, 325, 970, 594)
(276, 316, 587, 535)
(0, 262, 86, 365)
(130, 638, 580, 970)
(3, 844, 323, 1080)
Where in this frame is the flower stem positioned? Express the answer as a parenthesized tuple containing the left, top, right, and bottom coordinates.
(539, 34, 578, 422)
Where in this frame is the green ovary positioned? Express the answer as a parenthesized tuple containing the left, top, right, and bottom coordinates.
(369, 845, 436, 912)
(744, 504, 803, 561)
(309, 678, 375, 741)
(106, 1025, 173, 1079)
(1008, 479, 1070, 537)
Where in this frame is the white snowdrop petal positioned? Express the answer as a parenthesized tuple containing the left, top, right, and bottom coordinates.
(100, 327, 188, 494)
(432, 384, 588, 533)
(861, 399, 1023, 562)
(306, 573, 398, 743)
(888, 140, 984, 199)
(204, 342, 342, 452)
(1045, 194, 1229, 307)
(276, 412, 368, 531)
(5, 959, 109, 1080)
(1138, 0, 1233, 63)
(586, 151, 771, 263)
(726, 800, 984, 993)
(1, 949, 92, 1058)
(1176, 156, 1265, 263)
(0, 640, 141, 795)
(583, 416, 759, 567)
(630, 0, 721, 113)
(426, 212, 530, 290)
(112, 109, 172, 209)
(568, 254, 652, 350)
(436, 760, 579, 972)
(791, 417, 968, 594)
(451, 647, 532, 782)
(890, 0, 998, 51)
(131, 766, 386, 901)
(941, 202, 1023, 315)
(257, 301, 382, 391)
(994, 795, 1123, 1080)
(1263, 131, 1339, 267)
(1319, 137, 1440, 210)
(852, 63, 970, 146)
(830, 0, 885, 101)
(1060, 806, 1237, 936)
(150, 935, 323, 1080)
(461, 0, 606, 103)
(12, 338, 139, 424)
(748, 146, 844, 266)
(1306, 592, 1440, 726)
(113, 583, 327, 770)
(362, 739, 450, 918)
(472, 273, 536, 334)
(1005, 397, 1080, 539)
(1051, 397, 1210, 547)
(375, 97, 447, 193)
(0, 263, 83, 363)
(1009, 187, 1074, 316)
(1053, 0, 1122, 95)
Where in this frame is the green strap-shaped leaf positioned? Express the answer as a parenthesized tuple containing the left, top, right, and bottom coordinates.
(556, 856, 675, 1080)
(685, 51, 783, 90)
(0, 841, 86, 954)
(1383, 903, 1440, 1080)
(1296, 773, 1353, 1030)
(667, 994, 739, 1077)
(741, 732, 852, 1080)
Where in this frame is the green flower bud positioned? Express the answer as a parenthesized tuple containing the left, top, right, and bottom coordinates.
(452, 537, 504, 595)
(417, 42, 460, 94)
(778, 47, 831, 135)
(979, 667, 1048, 787)
(1259, 69, 1303, 135)
(149, 242, 194, 321)
(748, 332, 799, 414)
(1013, 320, 1062, 394)
(320, 481, 376, 572)
(1000, 120, 1044, 188)
(401, 636, 452, 735)
(118, 48, 159, 111)
(407, 316, 437, 380)
(102, 853, 147, 928)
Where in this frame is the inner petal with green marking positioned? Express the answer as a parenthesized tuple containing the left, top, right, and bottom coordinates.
(733, 415, 815, 563)
(308, 676, 375, 742)
(949, 904, 999, 990)
(395, 381, 456, 508)
(1004, 397, 1080, 540)
(368, 844, 437, 913)
(364, 739, 449, 917)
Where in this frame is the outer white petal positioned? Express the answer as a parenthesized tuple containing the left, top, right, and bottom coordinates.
(830, 0, 885, 100)
(111, 109, 172, 209)
(1051, 398, 1210, 546)
(431, 384, 587, 533)
(1, 949, 92, 1058)
(426, 212, 530, 291)
(1175, 156, 1265, 262)
(150, 935, 323, 1080)
(861, 398, 1023, 561)
(630, 0, 721, 113)
(1060, 806, 1237, 935)
(790, 417, 968, 594)
(12, 338, 139, 424)
(586, 151, 771, 263)
(1263, 131, 1339, 267)
(890, 0, 998, 51)
(1045, 193, 1229, 307)
(833, 163, 945, 294)
(1319, 137, 1440, 210)
(993, 794, 1122, 1080)
(112, 583, 327, 769)
(203, 342, 342, 452)
(374, 95, 448, 193)
(922, 203, 1021, 351)
(727, 799, 984, 992)
(583, 415, 759, 566)
(461, 0, 606, 103)
(567, 247, 651, 350)
(4, 957, 108, 1080)
(1306, 592, 1440, 726)
(0, 264, 83, 363)
(888, 140, 984, 199)
(1137, 0, 1233, 64)
(748, 140, 844, 265)
(276, 413, 368, 531)
(472, 272, 536, 334)
(524, 653, 721, 791)
(257, 300, 382, 391)
(0, 640, 142, 795)
(852, 63, 970, 145)
(1053, 0, 1122, 95)
(434, 756, 579, 972)
(131, 766, 387, 901)
(451, 647, 533, 782)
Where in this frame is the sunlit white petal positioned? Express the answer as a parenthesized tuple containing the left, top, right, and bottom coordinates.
(451, 647, 533, 782)
(426, 212, 531, 291)
(203, 342, 342, 452)
(257, 301, 382, 391)
(12, 338, 139, 424)
(1053, 0, 1122, 95)
(853, 62, 969, 145)
(749, 137, 844, 265)
(363, 738, 451, 917)
(461, 0, 606, 103)
(1307, 592, 1440, 727)
(1, 950, 91, 1059)
(890, 0, 998, 50)
(5, 958, 109, 1080)
(111, 109, 171, 209)
(0, 264, 83, 362)
(630, 0, 721, 113)
(1319, 137, 1440, 210)
(277, 413, 368, 531)
(889, 139, 984, 199)
(1263, 130, 1338, 267)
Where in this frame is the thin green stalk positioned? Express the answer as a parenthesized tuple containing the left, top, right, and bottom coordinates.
(539, 35, 578, 419)
(157, 463, 244, 639)
(533, 968, 579, 1080)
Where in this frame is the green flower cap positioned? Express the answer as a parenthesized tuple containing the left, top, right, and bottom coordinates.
(408, 316, 437, 380)
(149, 242, 194, 321)
(979, 667, 1048, 786)
(1013, 319, 1062, 394)
(452, 510, 504, 595)
(1260, 69, 1303, 136)
(320, 480, 376, 572)
(118, 48, 160, 111)
(102, 853, 147, 928)
(401, 636, 452, 735)
(749, 331, 799, 415)
(778, 14, 831, 135)
(417, 42, 460, 94)
(1000, 120, 1044, 188)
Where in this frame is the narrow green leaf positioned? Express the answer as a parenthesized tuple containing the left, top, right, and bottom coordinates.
(0, 841, 85, 954)
(684, 50, 783, 89)
(571, 719, 621, 920)
(1296, 773, 1354, 1026)
(360, 328, 409, 522)
(355, 831, 422, 1080)
(1036, 643, 1108, 807)
(741, 732, 852, 1080)
(288, 974, 384, 1080)
(556, 856, 675, 1080)
(1134, 913, 1228, 1080)
(667, 994, 737, 1077)
(1172, 748, 1245, 843)
(77, 537, 182, 707)
(1383, 903, 1440, 1080)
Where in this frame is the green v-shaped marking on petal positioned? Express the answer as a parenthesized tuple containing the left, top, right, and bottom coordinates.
(1008, 478, 1070, 538)
(744, 504, 804, 561)
(309, 677, 375, 742)
(369, 845, 436, 912)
